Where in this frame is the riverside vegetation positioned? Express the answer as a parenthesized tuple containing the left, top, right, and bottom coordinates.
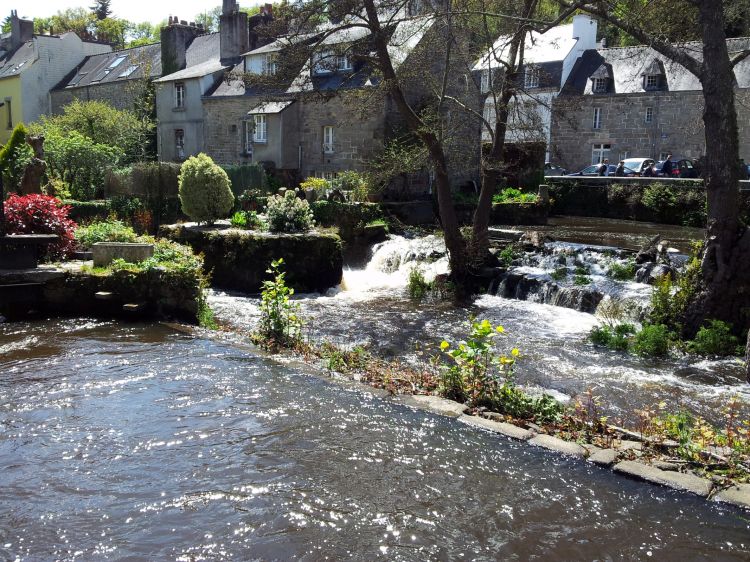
(252, 260, 750, 489)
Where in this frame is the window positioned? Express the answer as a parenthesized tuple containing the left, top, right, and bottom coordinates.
(5, 98, 12, 130)
(619, 151, 629, 161)
(659, 152, 670, 161)
(524, 65, 540, 89)
(317, 171, 336, 181)
(175, 82, 185, 108)
(323, 126, 334, 153)
(119, 65, 138, 78)
(645, 74, 659, 90)
(593, 77, 608, 93)
(645, 107, 653, 123)
(593, 107, 602, 129)
(262, 53, 277, 75)
(313, 50, 351, 74)
(244, 121, 254, 154)
(592, 143, 611, 164)
(175, 129, 185, 160)
(336, 54, 352, 71)
(480, 69, 490, 93)
(253, 114, 267, 143)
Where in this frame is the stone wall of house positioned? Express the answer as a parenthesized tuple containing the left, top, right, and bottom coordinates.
(203, 96, 258, 165)
(50, 80, 145, 114)
(550, 90, 750, 171)
(297, 92, 386, 178)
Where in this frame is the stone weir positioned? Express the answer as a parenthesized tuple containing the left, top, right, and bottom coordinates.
(0, 263, 202, 322)
(160, 224, 343, 294)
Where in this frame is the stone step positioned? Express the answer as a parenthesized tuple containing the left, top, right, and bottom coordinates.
(95, 291, 116, 301)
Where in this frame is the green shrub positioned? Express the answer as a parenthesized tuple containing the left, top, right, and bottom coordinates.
(230, 210, 264, 230)
(222, 163, 267, 198)
(647, 251, 701, 332)
(0, 123, 32, 190)
(688, 320, 741, 356)
(440, 319, 562, 423)
(493, 187, 538, 204)
(407, 267, 432, 299)
(642, 182, 677, 221)
(334, 171, 370, 202)
(258, 258, 303, 345)
(178, 153, 234, 224)
(300, 177, 330, 193)
(266, 190, 315, 233)
(589, 323, 635, 351)
(631, 324, 672, 357)
(62, 199, 112, 223)
(574, 274, 591, 286)
(75, 219, 138, 248)
(110, 196, 144, 220)
(498, 245, 518, 267)
(608, 259, 637, 281)
(550, 267, 567, 281)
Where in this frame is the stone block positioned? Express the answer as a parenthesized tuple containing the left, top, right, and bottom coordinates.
(714, 484, 750, 510)
(613, 460, 713, 497)
(529, 434, 587, 457)
(402, 395, 468, 418)
(92, 243, 154, 267)
(460, 415, 535, 440)
(588, 448, 618, 466)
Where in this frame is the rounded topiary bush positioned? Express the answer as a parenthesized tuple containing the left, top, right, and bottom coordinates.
(178, 153, 234, 224)
(266, 190, 315, 233)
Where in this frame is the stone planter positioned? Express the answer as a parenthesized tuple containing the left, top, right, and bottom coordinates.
(92, 242, 154, 267)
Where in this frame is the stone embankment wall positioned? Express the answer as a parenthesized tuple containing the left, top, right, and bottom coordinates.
(160, 224, 343, 293)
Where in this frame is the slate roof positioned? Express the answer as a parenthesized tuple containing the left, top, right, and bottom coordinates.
(0, 40, 36, 78)
(156, 33, 226, 83)
(561, 38, 750, 95)
(54, 43, 161, 90)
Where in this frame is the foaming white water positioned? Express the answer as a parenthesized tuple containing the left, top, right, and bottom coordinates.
(0, 336, 39, 355)
(341, 235, 449, 296)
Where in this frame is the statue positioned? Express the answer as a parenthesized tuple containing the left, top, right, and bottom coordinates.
(19, 135, 46, 195)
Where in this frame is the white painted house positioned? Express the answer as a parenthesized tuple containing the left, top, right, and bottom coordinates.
(473, 15, 598, 161)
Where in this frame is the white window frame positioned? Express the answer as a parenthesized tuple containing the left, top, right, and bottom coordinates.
(593, 107, 602, 129)
(659, 151, 670, 161)
(645, 107, 654, 123)
(252, 114, 267, 143)
(619, 151, 629, 161)
(645, 74, 659, 90)
(480, 69, 490, 93)
(336, 54, 352, 71)
(318, 171, 336, 181)
(262, 53, 277, 75)
(175, 82, 185, 109)
(592, 143, 611, 165)
(175, 129, 185, 160)
(524, 65, 540, 89)
(593, 77, 607, 93)
(323, 125, 334, 153)
(5, 98, 12, 130)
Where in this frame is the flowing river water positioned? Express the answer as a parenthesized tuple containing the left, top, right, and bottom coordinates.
(2, 218, 750, 559)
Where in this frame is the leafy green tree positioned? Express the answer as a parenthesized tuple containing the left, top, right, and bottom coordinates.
(31, 100, 152, 164)
(91, 0, 113, 20)
(0, 124, 32, 192)
(178, 153, 235, 224)
(93, 17, 130, 49)
(49, 8, 95, 39)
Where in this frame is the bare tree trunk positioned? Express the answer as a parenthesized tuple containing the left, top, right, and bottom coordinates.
(682, 1, 750, 340)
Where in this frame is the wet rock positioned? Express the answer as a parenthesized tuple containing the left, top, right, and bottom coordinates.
(401, 395, 468, 418)
(635, 235, 662, 264)
(613, 460, 713, 497)
(714, 484, 750, 509)
(588, 448, 618, 466)
(519, 231, 552, 251)
(616, 439, 643, 452)
(652, 461, 680, 471)
(529, 434, 587, 458)
(327, 189, 346, 203)
(460, 415, 535, 440)
(636, 263, 675, 285)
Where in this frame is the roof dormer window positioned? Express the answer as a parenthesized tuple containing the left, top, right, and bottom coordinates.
(642, 59, 666, 91)
(524, 65, 540, 89)
(590, 64, 612, 94)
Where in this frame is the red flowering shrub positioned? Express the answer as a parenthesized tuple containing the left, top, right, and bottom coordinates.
(3, 194, 77, 260)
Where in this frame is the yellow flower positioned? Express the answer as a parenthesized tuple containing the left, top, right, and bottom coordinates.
(511, 348, 520, 357)
(496, 325, 505, 333)
(440, 341, 449, 351)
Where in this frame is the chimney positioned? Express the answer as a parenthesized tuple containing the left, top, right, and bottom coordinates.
(9, 10, 34, 50)
(220, 1, 249, 64)
(160, 18, 203, 76)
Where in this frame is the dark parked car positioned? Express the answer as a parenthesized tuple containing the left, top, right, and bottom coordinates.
(567, 164, 635, 176)
(654, 158, 700, 178)
(544, 162, 568, 176)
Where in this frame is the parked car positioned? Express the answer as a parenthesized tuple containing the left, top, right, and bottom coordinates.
(622, 158, 655, 175)
(654, 158, 699, 178)
(544, 162, 568, 176)
(567, 164, 635, 176)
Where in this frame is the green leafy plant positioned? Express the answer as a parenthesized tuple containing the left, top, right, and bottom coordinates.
(407, 267, 433, 299)
(178, 153, 235, 224)
(299, 177, 331, 193)
(688, 320, 741, 357)
(258, 258, 303, 345)
(589, 323, 636, 351)
(230, 210, 264, 230)
(498, 245, 518, 267)
(439, 319, 562, 422)
(607, 258, 637, 281)
(333, 170, 369, 201)
(642, 182, 678, 221)
(631, 324, 672, 357)
(550, 266, 568, 281)
(266, 190, 315, 233)
(74, 219, 138, 249)
(0, 123, 32, 190)
(573, 274, 591, 286)
(492, 187, 538, 204)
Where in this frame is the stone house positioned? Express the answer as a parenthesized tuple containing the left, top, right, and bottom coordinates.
(473, 15, 598, 164)
(0, 10, 111, 143)
(549, 39, 750, 172)
(155, 1, 274, 162)
(203, 12, 480, 190)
